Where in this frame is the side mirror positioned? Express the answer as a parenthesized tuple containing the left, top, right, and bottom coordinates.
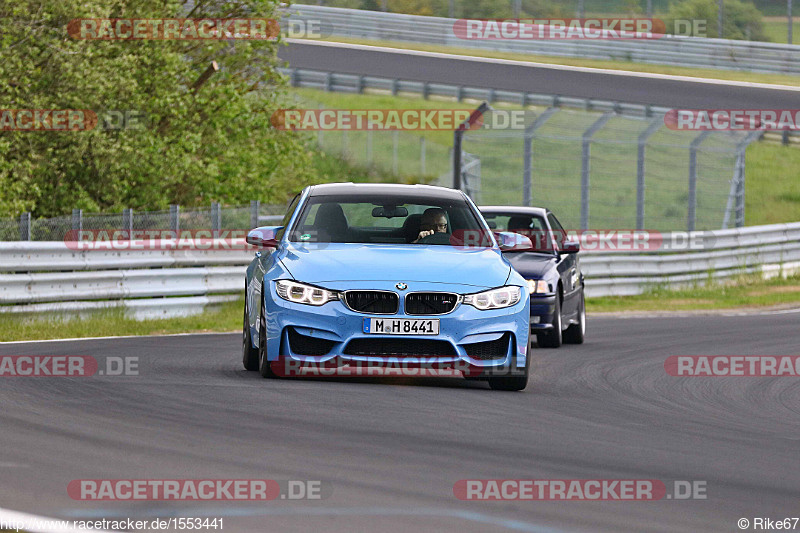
(246, 226, 283, 248)
(494, 231, 534, 252)
(561, 239, 580, 254)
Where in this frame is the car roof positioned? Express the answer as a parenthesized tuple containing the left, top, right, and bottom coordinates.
(479, 206, 549, 217)
(307, 182, 467, 201)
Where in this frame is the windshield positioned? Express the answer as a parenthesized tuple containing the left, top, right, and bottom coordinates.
(288, 194, 489, 246)
(481, 211, 557, 254)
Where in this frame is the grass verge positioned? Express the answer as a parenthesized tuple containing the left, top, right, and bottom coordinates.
(0, 298, 243, 343)
(2, 275, 800, 342)
(299, 36, 800, 87)
(587, 273, 800, 313)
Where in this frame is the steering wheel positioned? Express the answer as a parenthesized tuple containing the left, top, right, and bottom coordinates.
(417, 232, 453, 245)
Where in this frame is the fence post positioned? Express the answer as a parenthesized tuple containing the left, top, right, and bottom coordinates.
(19, 212, 31, 241)
(523, 129, 533, 208)
(580, 113, 613, 230)
(733, 131, 762, 228)
(357, 75, 365, 94)
(522, 107, 559, 207)
(324, 72, 332, 92)
(170, 204, 180, 234)
(71, 209, 82, 241)
(636, 118, 663, 230)
(392, 130, 399, 175)
(420, 136, 426, 175)
(211, 201, 221, 232)
(688, 131, 712, 232)
(122, 208, 133, 237)
(250, 200, 260, 229)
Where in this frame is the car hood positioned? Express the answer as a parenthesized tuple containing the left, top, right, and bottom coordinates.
(280, 243, 511, 290)
(505, 252, 558, 279)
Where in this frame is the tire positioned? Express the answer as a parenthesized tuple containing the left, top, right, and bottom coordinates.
(488, 338, 530, 391)
(258, 294, 278, 379)
(242, 299, 259, 371)
(537, 293, 562, 348)
(563, 288, 585, 345)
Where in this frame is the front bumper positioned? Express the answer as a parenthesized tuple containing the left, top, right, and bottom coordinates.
(529, 294, 557, 334)
(260, 280, 530, 371)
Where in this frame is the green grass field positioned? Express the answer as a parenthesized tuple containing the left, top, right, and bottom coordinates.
(762, 18, 800, 44)
(293, 87, 800, 229)
(0, 298, 243, 342)
(587, 273, 800, 312)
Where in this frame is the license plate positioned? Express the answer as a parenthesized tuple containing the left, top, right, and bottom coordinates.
(363, 318, 439, 335)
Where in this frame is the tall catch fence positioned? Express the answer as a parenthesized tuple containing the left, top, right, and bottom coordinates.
(451, 108, 760, 231)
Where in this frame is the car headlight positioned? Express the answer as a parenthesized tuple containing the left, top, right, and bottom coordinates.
(526, 279, 551, 294)
(463, 286, 521, 310)
(276, 280, 339, 306)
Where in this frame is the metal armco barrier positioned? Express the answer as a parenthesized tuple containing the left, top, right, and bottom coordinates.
(286, 5, 800, 75)
(1, 222, 799, 318)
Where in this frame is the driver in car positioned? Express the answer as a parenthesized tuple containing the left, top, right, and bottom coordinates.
(414, 208, 449, 243)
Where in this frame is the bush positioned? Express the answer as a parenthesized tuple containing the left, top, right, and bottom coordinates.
(663, 0, 766, 40)
(0, 0, 313, 217)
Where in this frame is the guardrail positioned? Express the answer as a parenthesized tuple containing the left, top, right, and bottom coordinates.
(1, 222, 798, 318)
(286, 5, 800, 75)
(281, 67, 674, 117)
(581, 222, 800, 297)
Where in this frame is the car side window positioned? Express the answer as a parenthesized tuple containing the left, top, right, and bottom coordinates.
(546, 213, 568, 251)
(547, 213, 564, 233)
(275, 194, 300, 240)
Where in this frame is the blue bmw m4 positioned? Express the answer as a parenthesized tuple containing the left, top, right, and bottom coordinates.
(242, 183, 532, 390)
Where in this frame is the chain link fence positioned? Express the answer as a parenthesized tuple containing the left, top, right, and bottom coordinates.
(291, 94, 454, 182)
(1, 202, 287, 242)
(447, 108, 759, 232)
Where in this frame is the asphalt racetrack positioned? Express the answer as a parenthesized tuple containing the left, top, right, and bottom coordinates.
(278, 40, 800, 110)
(1, 310, 799, 532)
